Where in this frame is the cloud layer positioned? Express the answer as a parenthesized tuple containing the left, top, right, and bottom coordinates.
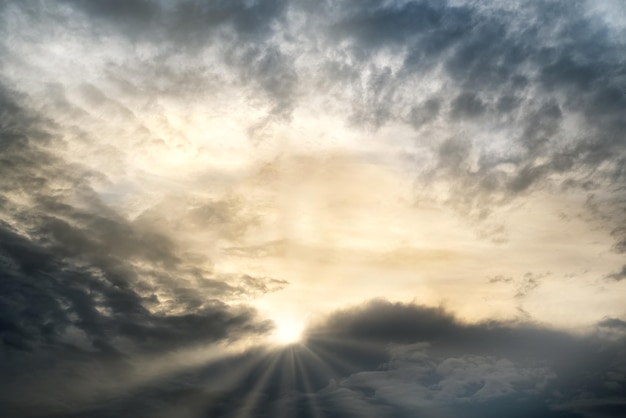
(1, 0, 626, 417)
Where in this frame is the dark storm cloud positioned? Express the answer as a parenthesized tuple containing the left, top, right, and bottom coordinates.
(301, 0, 626, 243)
(2, 0, 626, 417)
(598, 317, 626, 330)
(0, 3, 298, 408)
(0, 83, 283, 413)
(65, 0, 287, 39)
(12, 0, 624, 186)
(7, 0, 624, 216)
(24, 299, 625, 418)
(299, 299, 626, 418)
(408, 97, 440, 129)
(59, 0, 297, 116)
(304, 299, 583, 363)
(450, 92, 486, 120)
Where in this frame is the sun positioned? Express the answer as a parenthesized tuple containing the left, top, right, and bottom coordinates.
(271, 317, 304, 345)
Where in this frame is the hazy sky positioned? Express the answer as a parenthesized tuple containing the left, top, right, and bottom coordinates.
(1, 1, 626, 417)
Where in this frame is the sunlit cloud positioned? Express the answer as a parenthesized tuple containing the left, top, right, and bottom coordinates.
(1, 0, 626, 417)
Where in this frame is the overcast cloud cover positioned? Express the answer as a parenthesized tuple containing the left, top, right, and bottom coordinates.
(1, 0, 626, 417)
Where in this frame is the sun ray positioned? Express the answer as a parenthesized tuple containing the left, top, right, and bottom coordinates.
(307, 334, 389, 352)
(305, 342, 376, 377)
(232, 349, 284, 418)
(198, 349, 272, 393)
(294, 348, 326, 418)
(299, 344, 343, 382)
(268, 347, 300, 418)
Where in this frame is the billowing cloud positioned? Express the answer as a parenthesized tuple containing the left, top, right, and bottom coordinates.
(0, 83, 283, 415)
(300, 300, 626, 417)
(1, 0, 626, 417)
(6, 299, 622, 417)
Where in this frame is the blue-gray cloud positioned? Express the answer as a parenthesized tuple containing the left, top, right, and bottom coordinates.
(2, 1, 626, 417)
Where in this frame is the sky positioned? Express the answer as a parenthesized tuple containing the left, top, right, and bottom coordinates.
(0, 0, 625, 417)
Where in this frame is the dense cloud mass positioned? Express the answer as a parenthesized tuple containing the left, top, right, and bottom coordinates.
(0, 83, 280, 415)
(1, 0, 626, 417)
(295, 301, 625, 418)
(5, 300, 624, 417)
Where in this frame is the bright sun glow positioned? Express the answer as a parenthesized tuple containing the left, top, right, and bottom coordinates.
(272, 317, 304, 345)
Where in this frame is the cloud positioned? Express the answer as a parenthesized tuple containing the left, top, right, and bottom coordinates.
(328, 345, 555, 416)
(606, 265, 626, 281)
(2, 0, 626, 416)
(298, 0, 626, 237)
(0, 82, 285, 413)
(301, 299, 626, 418)
(304, 299, 584, 363)
(598, 317, 626, 330)
(3, 0, 625, 236)
(20, 298, 622, 417)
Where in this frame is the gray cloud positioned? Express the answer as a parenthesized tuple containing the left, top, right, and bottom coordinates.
(2, 0, 626, 416)
(300, 0, 626, 238)
(606, 265, 626, 281)
(301, 299, 626, 418)
(13, 299, 623, 417)
(0, 83, 282, 413)
(598, 317, 626, 330)
(4, 0, 624, 214)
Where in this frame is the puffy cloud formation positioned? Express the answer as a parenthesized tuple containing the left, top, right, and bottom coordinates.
(5, 300, 622, 417)
(1, 0, 626, 417)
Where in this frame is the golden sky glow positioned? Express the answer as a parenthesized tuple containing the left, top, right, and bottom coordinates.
(1, 1, 626, 417)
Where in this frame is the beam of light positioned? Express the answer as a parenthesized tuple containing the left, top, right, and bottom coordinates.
(306, 332, 390, 349)
(201, 348, 273, 391)
(293, 347, 326, 418)
(151, 348, 275, 418)
(24, 340, 254, 417)
(284, 346, 298, 389)
(269, 347, 300, 418)
(298, 344, 343, 382)
(232, 349, 284, 418)
(304, 333, 392, 370)
(305, 345, 358, 376)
